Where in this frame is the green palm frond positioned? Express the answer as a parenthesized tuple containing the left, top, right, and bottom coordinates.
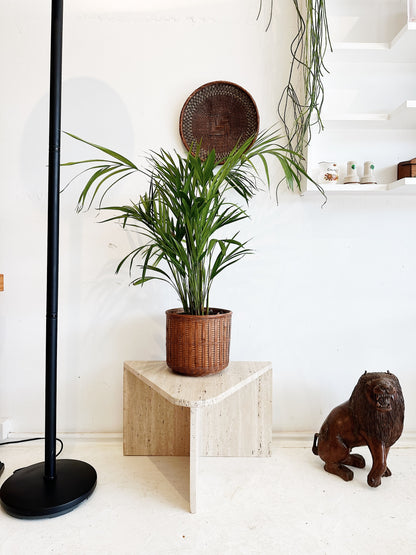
(64, 128, 316, 314)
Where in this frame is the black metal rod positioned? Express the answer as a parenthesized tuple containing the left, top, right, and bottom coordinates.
(0, 3, 96, 519)
(45, 0, 64, 480)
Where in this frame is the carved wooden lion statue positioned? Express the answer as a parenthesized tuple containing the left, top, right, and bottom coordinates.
(312, 371, 404, 487)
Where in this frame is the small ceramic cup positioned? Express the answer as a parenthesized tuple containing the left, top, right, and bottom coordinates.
(344, 161, 360, 184)
(318, 161, 339, 184)
(360, 161, 376, 184)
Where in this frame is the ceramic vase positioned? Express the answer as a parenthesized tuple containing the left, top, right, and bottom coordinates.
(344, 161, 360, 184)
(318, 162, 339, 184)
(360, 161, 376, 184)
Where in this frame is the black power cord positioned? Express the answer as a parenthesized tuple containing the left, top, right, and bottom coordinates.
(0, 437, 64, 478)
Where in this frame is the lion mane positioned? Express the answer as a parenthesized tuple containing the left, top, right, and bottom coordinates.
(349, 371, 404, 445)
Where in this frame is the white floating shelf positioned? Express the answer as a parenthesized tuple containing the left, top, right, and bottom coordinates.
(323, 100, 416, 129)
(307, 177, 416, 193)
(330, 22, 416, 63)
(386, 176, 416, 190)
(391, 100, 416, 127)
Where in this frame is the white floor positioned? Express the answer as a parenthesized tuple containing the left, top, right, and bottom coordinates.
(0, 436, 415, 554)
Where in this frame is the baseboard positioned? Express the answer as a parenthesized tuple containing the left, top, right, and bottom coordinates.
(272, 431, 314, 448)
(272, 431, 416, 449)
(7, 431, 416, 449)
(7, 432, 123, 443)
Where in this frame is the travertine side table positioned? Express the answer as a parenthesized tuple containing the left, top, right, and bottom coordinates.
(123, 360, 272, 513)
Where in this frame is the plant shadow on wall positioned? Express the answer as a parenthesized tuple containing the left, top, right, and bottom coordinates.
(63, 129, 313, 375)
(258, 0, 331, 184)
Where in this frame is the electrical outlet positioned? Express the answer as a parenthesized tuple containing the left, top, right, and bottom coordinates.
(0, 418, 11, 440)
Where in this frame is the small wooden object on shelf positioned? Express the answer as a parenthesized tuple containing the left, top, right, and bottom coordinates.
(0, 274, 4, 292)
(397, 157, 416, 179)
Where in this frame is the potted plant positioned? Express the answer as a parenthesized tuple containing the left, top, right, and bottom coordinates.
(64, 129, 309, 376)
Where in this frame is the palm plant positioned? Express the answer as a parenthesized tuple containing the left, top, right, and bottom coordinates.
(64, 129, 310, 315)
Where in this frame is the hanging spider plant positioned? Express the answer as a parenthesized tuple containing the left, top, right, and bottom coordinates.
(258, 0, 331, 190)
(63, 129, 311, 315)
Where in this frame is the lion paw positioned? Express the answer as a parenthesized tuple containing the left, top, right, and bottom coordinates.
(343, 453, 366, 469)
(324, 463, 354, 482)
(383, 466, 392, 477)
(367, 474, 382, 487)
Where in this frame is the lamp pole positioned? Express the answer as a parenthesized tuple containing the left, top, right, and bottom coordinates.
(44, 0, 63, 481)
(0, 0, 97, 518)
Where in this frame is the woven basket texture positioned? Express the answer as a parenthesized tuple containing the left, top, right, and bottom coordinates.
(179, 80, 259, 163)
(166, 308, 232, 376)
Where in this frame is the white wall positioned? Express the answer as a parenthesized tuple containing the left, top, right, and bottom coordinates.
(1, 0, 415, 435)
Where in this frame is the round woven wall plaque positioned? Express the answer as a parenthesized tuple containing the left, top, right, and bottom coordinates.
(179, 81, 259, 163)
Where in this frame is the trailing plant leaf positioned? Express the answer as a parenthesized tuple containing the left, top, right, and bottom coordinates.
(256, 0, 274, 32)
(64, 128, 314, 314)
(258, 0, 331, 196)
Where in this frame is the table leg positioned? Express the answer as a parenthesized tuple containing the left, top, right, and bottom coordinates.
(189, 407, 199, 513)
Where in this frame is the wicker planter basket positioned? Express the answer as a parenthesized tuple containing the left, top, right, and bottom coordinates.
(166, 308, 232, 376)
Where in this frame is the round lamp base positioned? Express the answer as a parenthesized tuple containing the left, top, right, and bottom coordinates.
(0, 459, 97, 519)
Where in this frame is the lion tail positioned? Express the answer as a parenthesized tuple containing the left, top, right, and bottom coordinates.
(312, 433, 319, 455)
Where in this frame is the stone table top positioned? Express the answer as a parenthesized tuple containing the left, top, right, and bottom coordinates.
(124, 361, 272, 408)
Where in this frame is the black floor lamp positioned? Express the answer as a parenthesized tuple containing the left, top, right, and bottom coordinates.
(0, 0, 97, 518)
